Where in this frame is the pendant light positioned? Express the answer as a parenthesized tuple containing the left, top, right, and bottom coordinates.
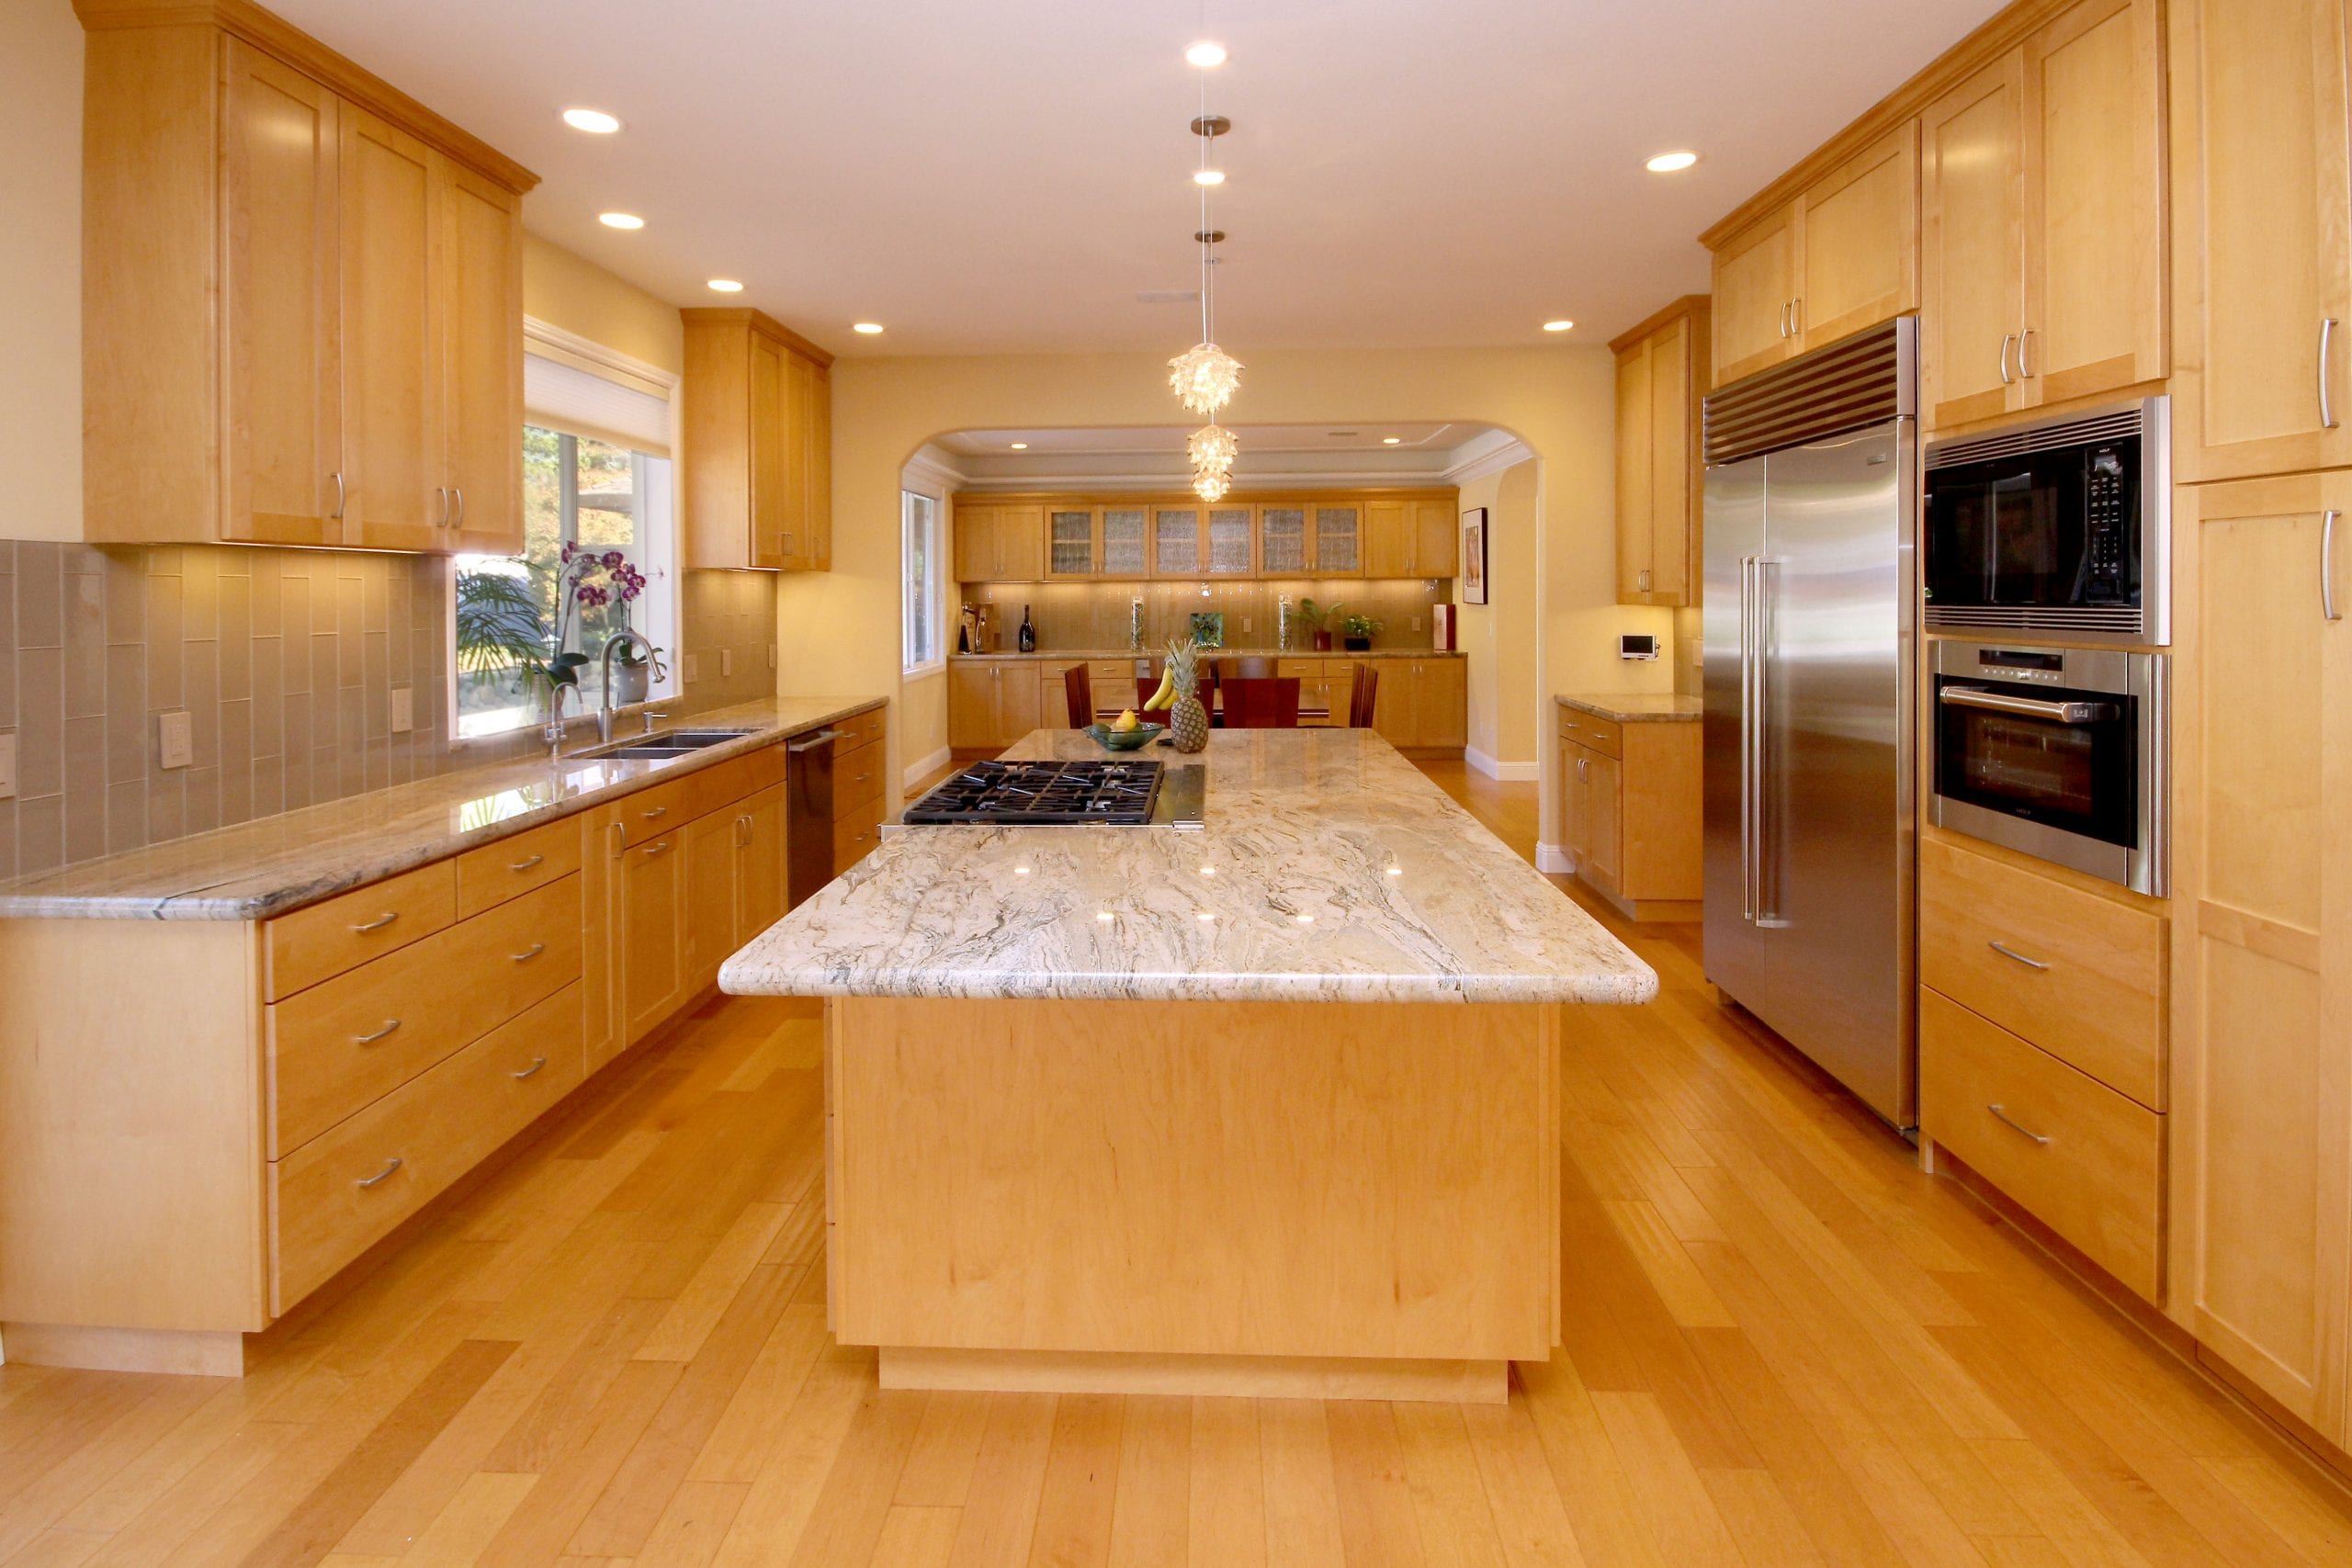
(1170, 32, 1241, 502)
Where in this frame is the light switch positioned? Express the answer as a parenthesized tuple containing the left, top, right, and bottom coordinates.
(0, 733, 16, 799)
(683, 652, 701, 683)
(390, 686, 413, 734)
(158, 710, 193, 770)
(1240, 616, 1251, 633)
(720, 649, 734, 677)
(1410, 615, 1423, 631)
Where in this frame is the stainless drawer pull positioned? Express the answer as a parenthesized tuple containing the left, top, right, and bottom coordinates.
(1998, 333, 2017, 386)
(354, 1019, 402, 1044)
(2322, 318, 2339, 430)
(641, 805, 669, 820)
(350, 911, 399, 933)
(356, 1156, 403, 1189)
(642, 839, 673, 857)
(510, 942, 546, 964)
(1986, 941, 2049, 972)
(2325, 508, 2343, 624)
(508, 853, 545, 873)
(1986, 1104, 2051, 1146)
(512, 1055, 548, 1080)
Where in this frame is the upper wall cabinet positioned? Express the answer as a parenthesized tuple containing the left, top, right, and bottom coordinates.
(1363, 498, 1458, 579)
(679, 310, 835, 571)
(1707, 126, 1917, 387)
(1612, 297, 1710, 607)
(1921, 0, 2165, 430)
(2169, 0, 2352, 483)
(77, 0, 535, 553)
(947, 492, 1453, 582)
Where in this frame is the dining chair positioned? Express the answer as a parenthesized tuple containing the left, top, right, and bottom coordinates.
(1349, 663, 1380, 728)
(1063, 664, 1093, 728)
(1216, 655, 1277, 680)
(1221, 676, 1303, 728)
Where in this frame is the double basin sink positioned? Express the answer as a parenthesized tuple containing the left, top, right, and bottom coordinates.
(579, 727, 758, 762)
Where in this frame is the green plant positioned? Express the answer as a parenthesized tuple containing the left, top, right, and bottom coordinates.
(454, 570, 549, 679)
(1296, 596, 1341, 633)
(1340, 612, 1385, 638)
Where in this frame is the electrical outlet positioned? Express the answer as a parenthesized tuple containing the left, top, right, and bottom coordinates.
(390, 686, 413, 735)
(720, 648, 734, 678)
(683, 652, 701, 684)
(1240, 616, 1251, 633)
(158, 709, 193, 770)
(0, 733, 16, 800)
(1411, 615, 1423, 631)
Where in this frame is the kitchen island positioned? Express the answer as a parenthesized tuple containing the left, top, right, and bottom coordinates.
(719, 728, 1654, 1403)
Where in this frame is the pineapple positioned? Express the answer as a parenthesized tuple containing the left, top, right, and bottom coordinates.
(1166, 638, 1209, 752)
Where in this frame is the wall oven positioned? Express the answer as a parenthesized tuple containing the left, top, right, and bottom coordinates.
(1923, 397, 2169, 645)
(1930, 643, 2167, 895)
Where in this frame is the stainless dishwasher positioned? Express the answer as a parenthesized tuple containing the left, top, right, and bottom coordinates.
(786, 727, 843, 908)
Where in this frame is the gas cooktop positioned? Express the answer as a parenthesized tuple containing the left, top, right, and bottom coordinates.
(903, 759, 1168, 826)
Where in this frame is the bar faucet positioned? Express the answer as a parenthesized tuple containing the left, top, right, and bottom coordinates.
(544, 682, 572, 762)
(597, 629, 656, 744)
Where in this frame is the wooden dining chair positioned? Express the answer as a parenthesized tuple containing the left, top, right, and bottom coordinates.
(1220, 676, 1302, 728)
(1348, 662, 1380, 728)
(1063, 664, 1093, 728)
(1216, 655, 1277, 680)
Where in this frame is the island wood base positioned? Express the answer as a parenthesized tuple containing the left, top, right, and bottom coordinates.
(824, 996, 1563, 1403)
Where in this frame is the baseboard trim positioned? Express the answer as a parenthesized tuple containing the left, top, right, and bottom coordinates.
(902, 746, 952, 793)
(1, 1322, 245, 1376)
(1464, 746, 1539, 783)
(878, 1346, 1509, 1404)
(1535, 843, 1574, 874)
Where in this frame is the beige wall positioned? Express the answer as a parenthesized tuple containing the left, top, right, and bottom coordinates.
(5, 0, 84, 545)
(1453, 458, 1543, 775)
(799, 348, 1668, 835)
(521, 232, 684, 376)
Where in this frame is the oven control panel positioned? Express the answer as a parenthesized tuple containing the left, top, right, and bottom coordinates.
(2085, 446, 2133, 602)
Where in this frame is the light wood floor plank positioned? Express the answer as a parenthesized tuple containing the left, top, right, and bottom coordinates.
(1104, 1396, 1188, 1568)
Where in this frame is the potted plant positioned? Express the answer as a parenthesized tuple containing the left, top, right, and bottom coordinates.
(1340, 611, 1384, 652)
(1298, 596, 1340, 653)
(456, 545, 655, 737)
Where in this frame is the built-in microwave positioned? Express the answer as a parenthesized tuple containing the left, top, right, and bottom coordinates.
(1923, 398, 2169, 645)
(1930, 643, 2166, 896)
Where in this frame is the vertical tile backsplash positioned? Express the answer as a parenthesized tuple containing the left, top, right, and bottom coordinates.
(0, 543, 778, 881)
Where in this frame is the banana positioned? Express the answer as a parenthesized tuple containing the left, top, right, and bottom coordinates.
(1143, 670, 1175, 711)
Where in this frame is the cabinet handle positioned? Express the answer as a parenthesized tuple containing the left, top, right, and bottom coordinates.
(356, 1156, 403, 1190)
(508, 853, 544, 873)
(2322, 319, 2339, 430)
(736, 814, 752, 847)
(330, 471, 345, 521)
(350, 911, 399, 933)
(353, 1019, 402, 1044)
(434, 486, 449, 528)
(1986, 940, 2048, 971)
(642, 839, 673, 856)
(2018, 328, 2035, 379)
(1790, 298, 1802, 336)
(509, 942, 546, 964)
(1637, 569, 1651, 592)
(2324, 509, 2343, 624)
(1986, 1104, 2051, 1146)
(1777, 302, 1789, 339)
(1576, 755, 1587, 779)
(641, 805, 668, 819)
(512, 1055, 548, 1080)
(1998, 333, 2017, 386)
(607, 821, 627, 859)
(452, 487, 466, 531)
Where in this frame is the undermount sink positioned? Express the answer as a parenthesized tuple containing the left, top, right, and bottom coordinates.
(580, 727, 757, 761)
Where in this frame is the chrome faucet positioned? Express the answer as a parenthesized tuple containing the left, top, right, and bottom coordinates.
(597, 629, 656, 744)
(544, 682, 572, 762)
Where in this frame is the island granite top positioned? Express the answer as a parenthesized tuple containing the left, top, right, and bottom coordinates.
(719, 728, 1656, 1007)
(1555, 693, 1703, 723)
(0, 695, 884, 921)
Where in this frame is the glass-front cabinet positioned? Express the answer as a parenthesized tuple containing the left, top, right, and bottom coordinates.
(1206, 507, 1254, 574)
(1154, 506, 1203, 575)
(1102, 506, 1148, 576)
(1313, 504, 1362, 575)
(1046, 507, 1095, 577)
(1259, 506, 1308, 573)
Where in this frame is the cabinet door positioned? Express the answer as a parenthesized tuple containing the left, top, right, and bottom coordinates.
(1206, 507, 1254, 574)
(1313, 504, 1361, 575)
(619, 830, 685, 1044)
(339, 107, 443, 550)
(1584, 750, 1625, 895)
(1922, 53, 2030, 430)
(749, 334, 787, 569)
(1046, 507, 1097, 577)
(994, 505, 1046, 581)
(440, 163, 523, 555)
(2021, 0, 2165, 409)
(1797, 121, 1919, 350)
(1153, 507, 1203, 576)
(1101, 506, 1149, 576)
(2174, 472, 2352, 1443)
(1712, 203, 1798, 385)
(1412, 500, 1458, 579)
(1647, 320, 1693, 605)
(806, 360, 832, 570)
(780, 351, 816, 569)
(996, 660, 1042, 745)
(220, 42, 342, 548)
(1259, 506, 1308, 575)
(954, 503, 995, 581)
(1371, 661, 1419, 748)
(1615, 344, 1656, 602)
(582, 809, 623, 1072)
(948, 661, 996, 749)
(2172, 0, 2352, 482)
(1414, 660, 1467, 749)
(1363, 501, 1415, 577)
(681, 809, 737, 996)
(734, 784, 788, 942)
(1558, 739, 1591, 864)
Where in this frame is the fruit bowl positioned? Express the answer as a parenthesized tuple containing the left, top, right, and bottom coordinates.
(1085, 721, 1166, 751)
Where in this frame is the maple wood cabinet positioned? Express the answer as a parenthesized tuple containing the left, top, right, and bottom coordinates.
(954, 502, 1048, 582)
(79, 5, 534, 550)
(1370, 658, 1468, 752)
(1554, 707, 1701, 919)
(1920, 0, 2165, 430)
(1611, 297, 1709, 607)
(949, 660, 1045, 750)
(681, 310, 835, 570)
(1363, 499, 1458, 579)
(952, 492, 1452, 581)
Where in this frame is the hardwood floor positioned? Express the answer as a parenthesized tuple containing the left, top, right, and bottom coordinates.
(4, 761, 2350, 1566)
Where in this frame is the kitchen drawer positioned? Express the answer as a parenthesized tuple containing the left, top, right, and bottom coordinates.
(1555, 709, 1624, 759)
(612, 777, 693, 846)
(1086, 660, 1136, 685)
(834, 801, 884, 874)
(837, 705, 888, 752)
(1919, 838, 2165, 1108)
(1921, 989, 2164, 1302)
(455, 817, 582, 919)
(834, 737, 887, 818)
(271, 982, 585, 1313)
(1277, 659, 1333, 677)
(264, 860, 458, 1002)
(267, 874, 582, 1156)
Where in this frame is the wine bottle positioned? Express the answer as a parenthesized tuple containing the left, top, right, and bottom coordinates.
(1018, 604, 1035, 652)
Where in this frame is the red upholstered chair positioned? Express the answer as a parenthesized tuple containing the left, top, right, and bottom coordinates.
(1220, 676, 1303, 728)
(1348, 663, 1379, 728)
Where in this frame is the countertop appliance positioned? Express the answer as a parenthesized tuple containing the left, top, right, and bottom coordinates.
(1923, 397, 2169, 645)
(1702, 319, 1917, 1130)
(786, 726, 843, 908)
(902, 759, 1206, 827)
(1930, 642, 2167, 895)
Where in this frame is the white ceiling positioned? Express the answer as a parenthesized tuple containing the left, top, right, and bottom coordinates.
(922, 423, 1521, 489)
(270, 0, 2003, 360)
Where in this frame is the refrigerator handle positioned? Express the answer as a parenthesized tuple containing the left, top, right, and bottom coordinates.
(1755, 558, 1780, 925)
(1739, 556, 1757, 923)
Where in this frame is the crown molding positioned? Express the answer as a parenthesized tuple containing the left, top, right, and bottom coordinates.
(1442, 431, 1534, 486)
(902, 445, 970, 494)
(950, 467, 1459, 493)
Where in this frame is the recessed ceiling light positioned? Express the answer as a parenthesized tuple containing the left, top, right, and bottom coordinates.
(1009, 442, 1029, 449)
(561, 107, 621, 134)
(1184, 40, 1227, 67)
(1645, 150, 1701, 173)
(1193, 169, 1226, 186)
(706, 278, 744, 293)
(853, 321, 887, 335)
(1382, 436, 1402, 445)
(1542, 320, 1575, 333)
(598, 212, 644, 230)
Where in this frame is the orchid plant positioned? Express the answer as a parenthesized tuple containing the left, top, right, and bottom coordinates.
(457, 546, 659, 701)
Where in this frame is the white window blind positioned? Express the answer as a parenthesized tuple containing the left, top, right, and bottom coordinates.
(523, 351, 673, 457)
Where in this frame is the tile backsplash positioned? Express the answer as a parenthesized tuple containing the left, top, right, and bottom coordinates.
(0, 542, 776, 882)
(957, 578, 1449, 653)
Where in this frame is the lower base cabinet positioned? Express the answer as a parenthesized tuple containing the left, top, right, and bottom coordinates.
(951, 656, 1465, 751)
(1370, 658, 1468, 751)
(1555, 709, 1700, 918)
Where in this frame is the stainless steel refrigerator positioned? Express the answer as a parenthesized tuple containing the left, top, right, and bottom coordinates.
(1702, 319, 1917, 1129)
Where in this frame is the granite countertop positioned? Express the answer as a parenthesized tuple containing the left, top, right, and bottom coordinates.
(1556, 693, 1703, 723)
(0, 695, 884, 921)
(952, 647, 1462, 660)
(719, 728, 1656, 1007)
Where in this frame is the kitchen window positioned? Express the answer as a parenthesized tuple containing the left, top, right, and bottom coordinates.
(905, 489, 944, 675)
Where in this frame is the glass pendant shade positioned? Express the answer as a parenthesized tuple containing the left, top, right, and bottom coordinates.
(1168, 342, 1243, 415)
(1189, 423, 1237, 502)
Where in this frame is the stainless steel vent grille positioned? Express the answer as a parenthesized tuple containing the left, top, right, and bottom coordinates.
(1703, 318, 1916, 466)
(1927, 406, 2144, 469)
(1924, 604, 2147, 637)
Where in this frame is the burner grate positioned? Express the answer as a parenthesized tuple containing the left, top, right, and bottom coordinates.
(903, 759, 1164, 826)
